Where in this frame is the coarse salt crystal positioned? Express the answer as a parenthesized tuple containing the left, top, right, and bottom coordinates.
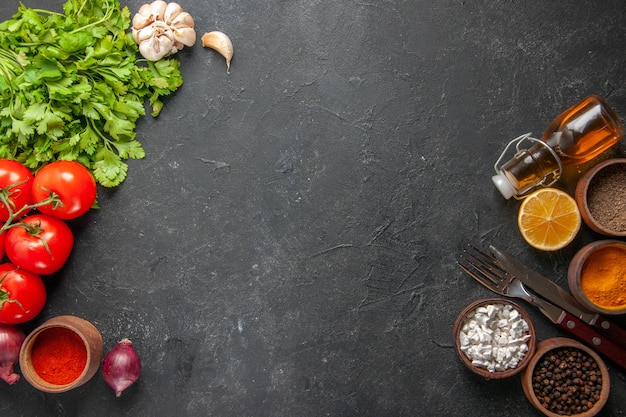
(459, 331, 469, 347)
(485, 304, 495, 317)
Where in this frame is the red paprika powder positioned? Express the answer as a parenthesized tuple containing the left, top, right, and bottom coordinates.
(31, 327, 87, 385)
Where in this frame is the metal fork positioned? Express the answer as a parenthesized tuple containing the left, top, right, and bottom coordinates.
(457, 245, 565, 320)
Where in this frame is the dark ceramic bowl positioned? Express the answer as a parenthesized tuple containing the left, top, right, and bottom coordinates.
(568, 240, 626, 315)
(575, 158, 626, 237)
(521, 337, 610, 417)
(453, 298, 536, 379)
(19, 315, 103, 393)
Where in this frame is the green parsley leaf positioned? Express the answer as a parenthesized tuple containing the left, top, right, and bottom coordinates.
(0, 0, 184, 187)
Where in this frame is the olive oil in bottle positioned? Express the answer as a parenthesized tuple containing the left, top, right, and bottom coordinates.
(492, 95, 624, 199)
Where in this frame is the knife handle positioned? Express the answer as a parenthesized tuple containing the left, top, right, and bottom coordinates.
(594, 315, 626, 350)
(557, 311, 626, 370)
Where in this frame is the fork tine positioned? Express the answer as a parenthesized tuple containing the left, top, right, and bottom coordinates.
(458, 251, 494, 281)
(458, 245, 511, 295)
(457, 260, 501, 294)
(461, 253, 500, 286)
(457, 257, 503, 295)
(466, 245, 510, 278)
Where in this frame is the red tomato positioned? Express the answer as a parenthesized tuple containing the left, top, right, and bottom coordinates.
(0, 263, 46, 324)
(5, 214, 74, 275)
(31, 161, 97, 220)
(0, 232, 5, 260)
(0, 159, 34, 221)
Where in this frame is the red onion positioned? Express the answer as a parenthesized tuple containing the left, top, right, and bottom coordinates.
(0, 323, 25, 385)
(102, 338, 141, 397)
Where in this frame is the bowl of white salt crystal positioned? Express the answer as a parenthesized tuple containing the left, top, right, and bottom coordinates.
(453, 298, 536, 379)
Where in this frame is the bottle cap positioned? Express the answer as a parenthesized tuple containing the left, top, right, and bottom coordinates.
(492, 172, 516, 199)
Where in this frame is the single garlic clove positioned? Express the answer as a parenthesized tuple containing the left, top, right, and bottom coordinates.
(201, 31, 234, 74)
(173, 27, 196, 47)
(132, 12, 153, 30)
(139, 43, 164, 62)
(137, 3, 153, 16)
(135, 25, 156, 43)
(170, 11, 194, 29)
(134, 4, 154, 24)
(164, 2, 183, 25)
(150, 0, 168, 21)
(132, 27, 140, 44)
(132, 2, 158, 31)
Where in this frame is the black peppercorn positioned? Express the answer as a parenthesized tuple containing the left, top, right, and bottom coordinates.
(532, 347, 602, 415)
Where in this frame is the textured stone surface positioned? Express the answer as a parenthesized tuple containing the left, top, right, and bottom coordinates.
(1, 0, 625, 416)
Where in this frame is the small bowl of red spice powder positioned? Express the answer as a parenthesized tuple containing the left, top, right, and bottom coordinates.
(575, 158, 626, 237)
(19, 315, 103, 393)
(568, 240, 626, 315)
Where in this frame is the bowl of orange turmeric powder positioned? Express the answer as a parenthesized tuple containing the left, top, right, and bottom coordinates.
(568, 240, 626, 315)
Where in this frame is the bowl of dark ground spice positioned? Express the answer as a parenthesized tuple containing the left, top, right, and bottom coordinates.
(568, 240, 626, 315)
(575, 158, 626, 237)
(521, 337, 610, 417)
(19, 315, 103, 393)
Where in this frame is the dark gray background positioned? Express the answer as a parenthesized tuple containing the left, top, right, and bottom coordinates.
(1, 0, 626, 416)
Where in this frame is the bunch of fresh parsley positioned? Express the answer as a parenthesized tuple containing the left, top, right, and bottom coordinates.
(0, 0, 183, 187)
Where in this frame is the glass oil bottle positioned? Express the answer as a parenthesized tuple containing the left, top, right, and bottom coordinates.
(492, 94, 624, 199)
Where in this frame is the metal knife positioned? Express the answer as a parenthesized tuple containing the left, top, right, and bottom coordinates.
(520, 284, 626, 370)
(490, 245, 626, 350)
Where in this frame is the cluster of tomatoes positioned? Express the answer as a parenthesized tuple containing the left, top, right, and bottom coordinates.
(0, 159, 96, 325)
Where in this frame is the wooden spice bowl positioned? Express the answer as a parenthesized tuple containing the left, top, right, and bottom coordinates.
(568, 240, 626, 315)
(19, 315, 103, 393)
(453, 298, 536, 379)
(521, 337, 610, 417)
(575, 158, 626, 237)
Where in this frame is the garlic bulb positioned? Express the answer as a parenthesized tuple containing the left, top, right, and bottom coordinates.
(131, 1, 196, 61)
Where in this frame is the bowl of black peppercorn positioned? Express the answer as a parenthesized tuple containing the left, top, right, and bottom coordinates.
(521, 337, 610, 417)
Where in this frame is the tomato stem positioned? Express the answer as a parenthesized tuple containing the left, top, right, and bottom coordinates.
(14, 218, 54, 258)
(0, 192, 63, 235)
(0, 178, 29, 224)
(0, 273, 27, 313)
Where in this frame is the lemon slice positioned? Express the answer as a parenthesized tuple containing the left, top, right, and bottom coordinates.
(518, 188, 581, 251)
